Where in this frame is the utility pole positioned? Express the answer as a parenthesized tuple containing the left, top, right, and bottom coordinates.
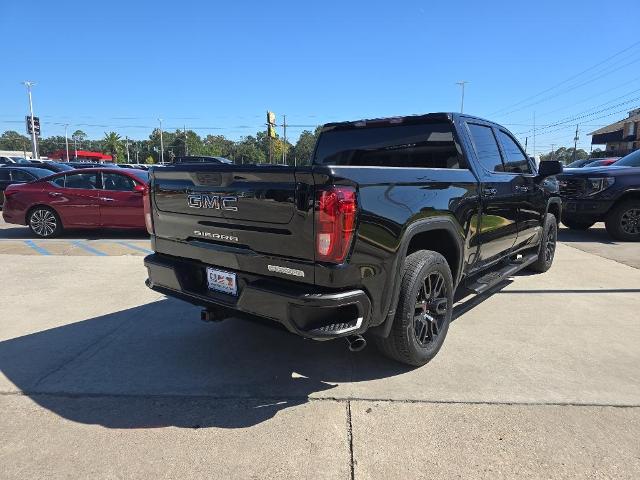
(455, 81, 469, 113)
(22, 81, 38, 159)
(126, 136, 130, 163)
(572, 124, 579, 163)
(524, 137, 528, 154)
(158, 118, 164, 164)
(282, 115, 287, 165)
(533, 112, 536, 160)
(184, 125, 188, 156)
(64, 124, 70, 161)
(550, 144, 555, 161)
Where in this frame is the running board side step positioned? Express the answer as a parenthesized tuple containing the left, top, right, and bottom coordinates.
(466, 253, 538, 294)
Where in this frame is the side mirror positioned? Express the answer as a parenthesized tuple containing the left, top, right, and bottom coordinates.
(133, 184, 146, 193)
(537, 160, 563, 179)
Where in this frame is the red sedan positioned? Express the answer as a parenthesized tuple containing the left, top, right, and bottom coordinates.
(2, 168, 149, 238)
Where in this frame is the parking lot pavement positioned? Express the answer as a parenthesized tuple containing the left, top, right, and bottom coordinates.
(1, 240, 639, 478)
(558, 223, 640, 269)
(0, 219, 151, 256)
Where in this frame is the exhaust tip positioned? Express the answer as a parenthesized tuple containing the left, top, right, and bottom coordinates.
(346, 335, 367, 352)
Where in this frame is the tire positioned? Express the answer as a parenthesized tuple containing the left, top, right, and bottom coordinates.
(28, 206, 62, 238)
(375, 250, 453, 367)
(561, 218, 595, 230)
(605, 200, 640, 242)
(528, 213, 557, 273)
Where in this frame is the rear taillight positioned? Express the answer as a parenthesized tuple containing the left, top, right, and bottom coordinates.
(315, 186, 357, 263)
(142, 186, 154, 234)
(3, 189, 18, 199)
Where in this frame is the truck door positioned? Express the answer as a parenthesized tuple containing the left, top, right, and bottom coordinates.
(494, 129, 545, 250)
(465, 123, 519, 266)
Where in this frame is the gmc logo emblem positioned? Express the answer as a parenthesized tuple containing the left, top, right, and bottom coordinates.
(187, 194, 238, 211)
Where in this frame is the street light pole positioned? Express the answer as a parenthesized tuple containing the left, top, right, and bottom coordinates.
(455, 81, 468, 113)
(126, 136, 130, 163)
(158, 118, 164, 164)
(22, 81, 38, 159)
(64, 124, 70, 161)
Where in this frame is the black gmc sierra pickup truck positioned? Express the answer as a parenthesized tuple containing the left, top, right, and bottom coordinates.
(558, 149, 640, 241)
(144, 113, 563, 366)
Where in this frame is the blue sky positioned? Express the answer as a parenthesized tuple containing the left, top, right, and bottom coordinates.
(1, 0, 639, 155)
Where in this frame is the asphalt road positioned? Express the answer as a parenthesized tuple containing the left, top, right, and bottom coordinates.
(1, 219, 639, 479)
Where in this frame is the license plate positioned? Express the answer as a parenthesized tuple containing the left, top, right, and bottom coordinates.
(206, 267, 237, 296)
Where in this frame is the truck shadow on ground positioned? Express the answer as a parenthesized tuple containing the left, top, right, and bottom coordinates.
(557, 225, 616, 244)
(0, 298, 416, 430)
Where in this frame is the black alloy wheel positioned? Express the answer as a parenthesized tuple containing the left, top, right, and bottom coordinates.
(413, 271, 448, 348)
(620, 207, 640, 236)
(605, 200, 640, 241)
(375, 250, 453, 366)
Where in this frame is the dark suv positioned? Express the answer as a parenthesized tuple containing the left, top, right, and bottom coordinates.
(559, 150, 640, 240)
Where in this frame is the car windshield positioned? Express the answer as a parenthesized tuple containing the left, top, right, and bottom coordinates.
(613, 149, 640, 167)
(25, 168, 53, 179)
(566, 158, 591, 168)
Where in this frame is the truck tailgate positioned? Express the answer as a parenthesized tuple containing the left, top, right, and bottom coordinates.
(151, 164, 315, 263)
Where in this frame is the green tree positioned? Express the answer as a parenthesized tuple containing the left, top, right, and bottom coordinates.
(293, 128, 320, 165)
(540, 147, 589, 165)
(203, 134, 235, 158)
(38, 136, 68, 157)
(236, 135, 266, 164)
(0, 130, 31, 150)
(103, 132, 123, 163)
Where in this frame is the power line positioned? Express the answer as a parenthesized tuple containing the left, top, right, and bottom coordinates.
(489, 40, 640, 116)
(494, 53, 640, 118)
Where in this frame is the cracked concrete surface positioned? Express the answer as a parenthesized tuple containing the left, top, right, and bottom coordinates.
(1, 225, 639, 478)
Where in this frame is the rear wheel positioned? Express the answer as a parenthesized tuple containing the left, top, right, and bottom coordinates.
(375, 250, 453, 367)
(561, 218, 594, 230)
(605, 200, 640, 241)
(528, 213, 557, 273)
(28, 207, 62, 238)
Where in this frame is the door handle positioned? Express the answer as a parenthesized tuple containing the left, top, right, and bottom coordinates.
(515, 185, 530, 192)
(49, 192, 62, 197)
(100, 197, 115, 202)
(483, 187, 497, 196)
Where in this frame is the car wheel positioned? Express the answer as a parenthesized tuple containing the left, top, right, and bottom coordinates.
(375, 250, 453, 367)
(605, 200, 640, 241)
(28, 207, 62, 238)
(528, 213, 557, 273)
(561, 218, 595, 230)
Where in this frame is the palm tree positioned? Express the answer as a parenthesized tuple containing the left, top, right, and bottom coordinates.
(103, 132, 122, 163)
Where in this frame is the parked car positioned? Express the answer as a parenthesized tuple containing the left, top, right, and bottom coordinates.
(2, 168, 149, 237)
(0, 166, 53, 208)
(65, 162, 105, 169)
(566, 157, 619, 168)
(172, 156, 233, 164)
(6, 162, 74, 173)
(143, 112, 563, 366)
(582, 158, 620, 168)
(559, 149, 640, 240)
(0, 156, 17, 165)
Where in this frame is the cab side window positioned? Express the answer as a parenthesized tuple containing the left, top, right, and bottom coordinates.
(102, 172, 136, 191)
(11, 170, 34, 182)
(467, 124, 505, 173)
(0, 169, 10, 181)
(496, 130, 532, 174)
(64, 172, 98, 189)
